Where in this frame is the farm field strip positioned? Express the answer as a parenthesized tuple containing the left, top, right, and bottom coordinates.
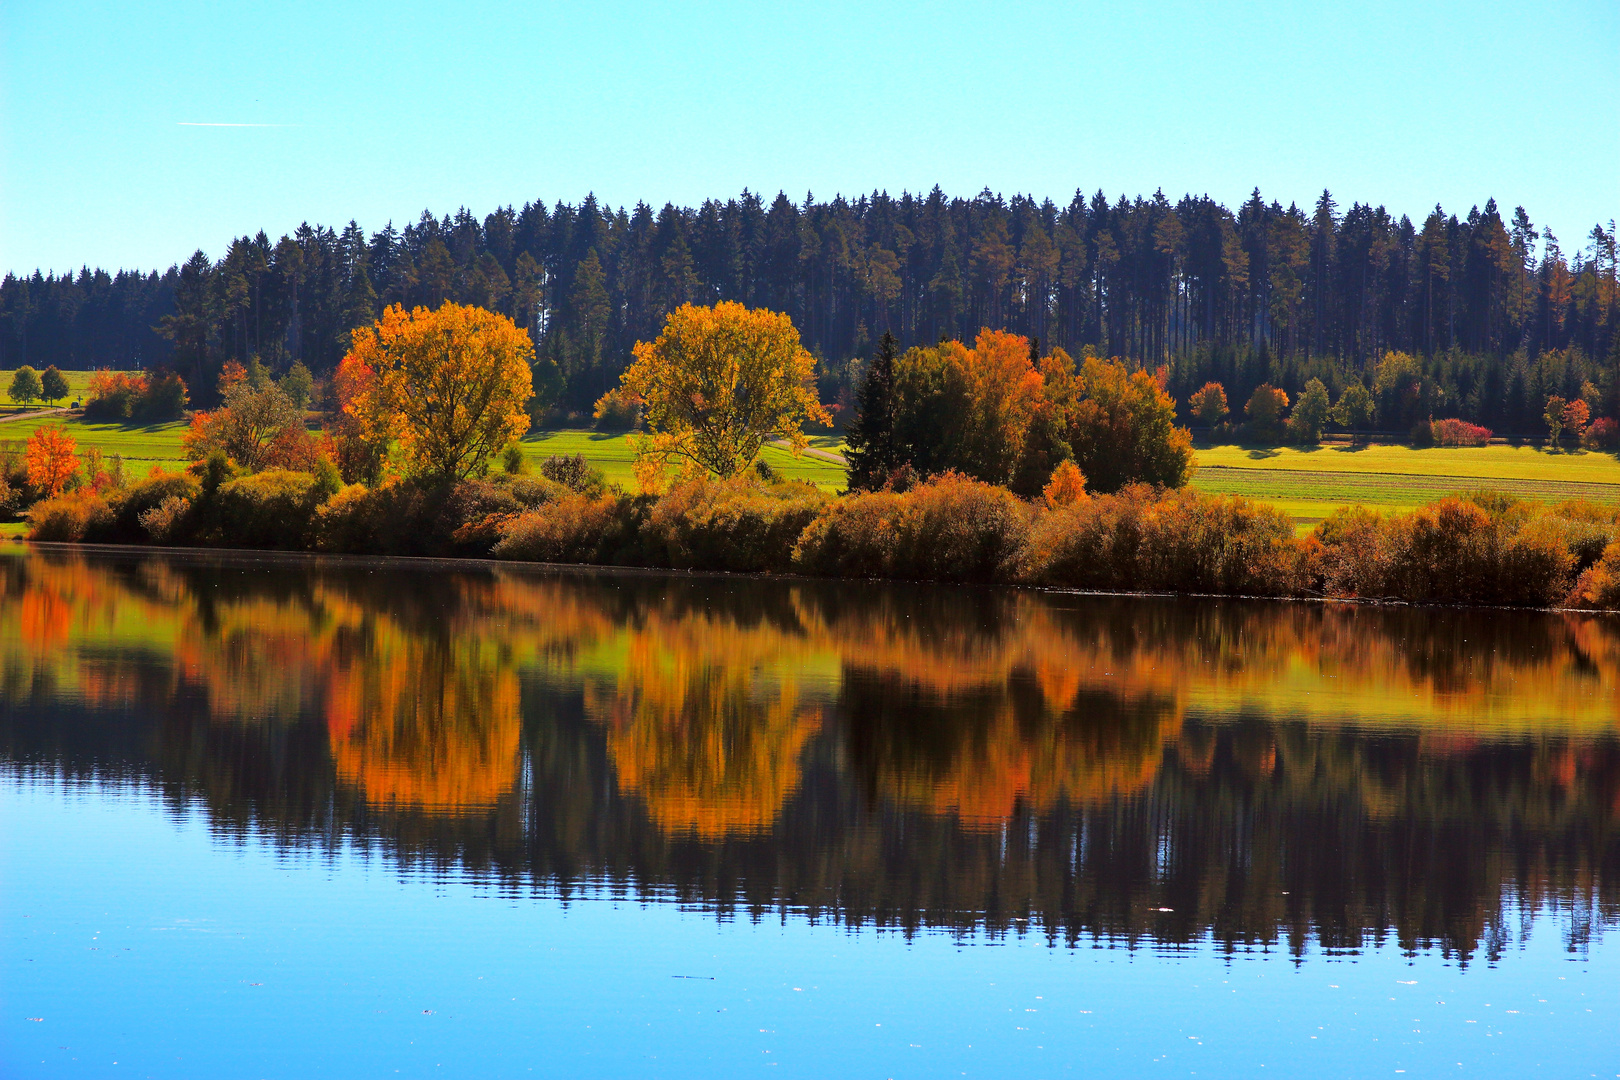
(1192, 465, 1620, 508)
(1196, 442, 1620, 485)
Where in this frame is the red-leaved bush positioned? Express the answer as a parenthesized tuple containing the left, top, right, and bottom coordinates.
(1430, 418, 1492, 447)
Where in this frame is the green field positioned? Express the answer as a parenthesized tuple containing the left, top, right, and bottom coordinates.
(522, 429, 849, 490)
(1192, 442, 1620, 527)
(0, 369, 97, 413)
(0, 414, 190, 472)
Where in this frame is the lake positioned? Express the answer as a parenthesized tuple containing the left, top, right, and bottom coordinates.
(0, 547, 1615, 1078)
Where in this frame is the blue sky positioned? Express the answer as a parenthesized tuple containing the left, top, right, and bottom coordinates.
(2, 0, 1615, 275)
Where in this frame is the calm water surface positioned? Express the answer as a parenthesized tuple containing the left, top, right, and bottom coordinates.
(0, 548, 1615, 1078)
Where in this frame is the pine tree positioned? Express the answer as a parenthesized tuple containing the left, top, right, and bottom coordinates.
(844, 330, 898, 490)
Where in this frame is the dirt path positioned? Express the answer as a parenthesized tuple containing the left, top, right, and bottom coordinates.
(769, 439, 847, 465)
(0, 406, 71, 424)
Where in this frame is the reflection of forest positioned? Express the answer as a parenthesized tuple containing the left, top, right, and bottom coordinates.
(1, 549, 1617, 959)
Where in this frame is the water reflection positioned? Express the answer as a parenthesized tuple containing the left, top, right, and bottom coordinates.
(1, 548, 1617, 961)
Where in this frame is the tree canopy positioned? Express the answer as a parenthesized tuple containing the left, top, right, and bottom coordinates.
(340, 302, 534, 479)
(620, 301, 828, 482)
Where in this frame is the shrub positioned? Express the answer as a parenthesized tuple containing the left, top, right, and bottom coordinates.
(138, 495, 192, 543)
(82, 369, 186, 420)
(27, 491, 113, 541)
(793, 472, 1029, 583)
(493, 491, 645, 565)
(500, 442, 529, 475)
(592, 387, 641, 431)
(1315, 495, 1574, 606)
(310, 476, 563, 556)
(1582, 416, 1619, 450)
(1569, 541, 1620, 608)
(214, 470, 329, 549)
(1021, 486, 1307, 595)
(539, 452, 607, 495)
(643, 476, 829, 573)
(103, 473, 203, 543)
(1430, 418, 1492, 447)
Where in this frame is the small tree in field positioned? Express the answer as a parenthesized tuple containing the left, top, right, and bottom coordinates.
(40, 367, 69, 404)
(1187, 382, 1228, 428)
(1245, 384, 1290, 437)
(1545, 396, 1567, 445)
(1333, 382, 1374, 431)
(1288, 378, 1331, 443)
(25, 426, 78, 495)
(341, 302, 535, 479)
(1563, 398, 1591, 442)
(9, 367, 42, 407)
(620, 301, 829, 483)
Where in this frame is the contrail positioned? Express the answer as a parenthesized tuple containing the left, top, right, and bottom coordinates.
(178, 122, 298, 127)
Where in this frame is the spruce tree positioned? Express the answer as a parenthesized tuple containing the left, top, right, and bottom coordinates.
(845, 330, 898, 490)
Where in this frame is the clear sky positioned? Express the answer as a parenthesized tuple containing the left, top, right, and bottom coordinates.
(2, 0, 1616, 275)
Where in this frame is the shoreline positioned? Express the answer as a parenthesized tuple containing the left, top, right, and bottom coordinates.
(12, 537, 1614, 616)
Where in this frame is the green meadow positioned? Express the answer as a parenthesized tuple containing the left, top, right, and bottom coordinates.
(0, 368, 97, 412)
(521, 429, 849, 490)
(1191, 442, 1620, 528)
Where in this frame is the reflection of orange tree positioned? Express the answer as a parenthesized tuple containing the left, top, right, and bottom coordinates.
(814, 594, 1184, 826)
(324, 625, 522, 813)
(586, 612, 823, 838)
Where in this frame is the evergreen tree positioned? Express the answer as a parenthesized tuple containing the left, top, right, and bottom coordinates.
(844, 331, 899, 490)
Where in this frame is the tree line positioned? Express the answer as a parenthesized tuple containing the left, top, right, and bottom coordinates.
(2, 187, 1616, 428)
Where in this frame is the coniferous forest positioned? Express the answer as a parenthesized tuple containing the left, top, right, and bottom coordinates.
(3, 187, 1616, 431)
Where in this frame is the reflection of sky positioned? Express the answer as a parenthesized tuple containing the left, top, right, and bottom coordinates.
(3, 779, 1613, 1079)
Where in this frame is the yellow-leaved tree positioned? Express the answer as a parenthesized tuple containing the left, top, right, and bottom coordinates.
(340, 302, 534, 479)
(620, 301, 829, 485)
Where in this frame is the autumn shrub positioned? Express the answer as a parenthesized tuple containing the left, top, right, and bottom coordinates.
(492, 491, 645, 565)
(643, 476, 829, 573)
(1021, 486, 1307, 595)
(1568, 541, 1620, 608)
(592, 387, 641, 431)
(101, 472, 203, 543)
(213, 470, 330, 549)
(27, 491, 113, 541)
(1582, 417, 1620, 450)
(1430, 417, 1492, 447)
(1315, 495, 1574, 606)
(82, 369, 187, 420)
(83, 370, 147, 419)
(793, 472, 1029, 583)
(138, 496, 192, 543)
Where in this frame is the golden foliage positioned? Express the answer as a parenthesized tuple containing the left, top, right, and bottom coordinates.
(620, 301, 829, 481)
(342, 302, 534, 479)
(1042, 460, 1088, 509)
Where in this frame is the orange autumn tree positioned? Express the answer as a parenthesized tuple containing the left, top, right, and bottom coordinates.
(341, 302, 534, 479)
(25, 426, 79, 496)
(619, 301, 829, 484)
